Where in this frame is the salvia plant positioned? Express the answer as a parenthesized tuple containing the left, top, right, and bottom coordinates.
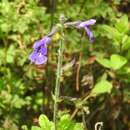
(1, 0, 130, 130)
(29, 15, 96, 130)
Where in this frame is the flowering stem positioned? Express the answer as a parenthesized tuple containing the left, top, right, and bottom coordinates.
(53, 27, 64, 130)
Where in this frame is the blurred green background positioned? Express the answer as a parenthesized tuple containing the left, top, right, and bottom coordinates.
(0, 0, 130, 130)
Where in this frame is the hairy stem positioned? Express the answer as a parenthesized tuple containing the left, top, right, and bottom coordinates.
(53, 31, 64, 130)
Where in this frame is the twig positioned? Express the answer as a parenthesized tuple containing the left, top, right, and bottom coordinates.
(71, 108, 79, 119)
(76, 52, 82, 91)
(75, 31, 84, 91)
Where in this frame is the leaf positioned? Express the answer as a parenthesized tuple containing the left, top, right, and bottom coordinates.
(115, 15, 129, 34)
(6, 45, 15, 64)
(58, 114, 74, 130)
(49, 122, 54, 130)
(31, 126, 41, 130)
(96, 57, 111, 68)
(21, 125, 29, 130)
(96, 54, 127, 70)
(101, 25, 122, 44)
(122, 36, 130, 51)
(110, 54, 127, 70)
(39, 114, 50, 130)
(73, 123, 84, 130)
(91, 80, 113, 96)
(11, 95, 26, 109)
(0, 79, 4, 91)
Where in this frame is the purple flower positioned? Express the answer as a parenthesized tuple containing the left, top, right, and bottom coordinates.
(33, 36, 51, 49)
(77, 19, 96, 42)
(29, 36, 51, 65)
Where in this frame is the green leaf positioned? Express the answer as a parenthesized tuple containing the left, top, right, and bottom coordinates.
(115, 15, 129, 34)
(21, 125, 29, 130)
(58, 114, 78, 130)
(73, 123, 84, 130)
(39, 114, 50, 130)
(96, 54, 127, 70)
(110, 54, 127, 70)
(96, 57, 111, 68)
(91, 80, 113, 96)
(31, 126, 41, 130)
(0, 79, 4, 91)
(101, 25, 122, 44)
(122, 36, 130, 51)
(11, 95, 26, 109)
(6, 45, 15, 64)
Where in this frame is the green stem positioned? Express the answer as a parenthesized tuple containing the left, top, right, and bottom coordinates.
(53, 33, 64, 130)
(82, 110, 87, 130)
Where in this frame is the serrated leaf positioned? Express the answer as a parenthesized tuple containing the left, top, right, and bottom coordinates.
(101, 25, 122, 44)
(91, 80, 113, 96)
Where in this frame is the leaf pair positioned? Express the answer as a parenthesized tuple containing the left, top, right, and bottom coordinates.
(96, 54, 127, 70)
(31, 115, 54, 130)
(31, 114, 83, 130)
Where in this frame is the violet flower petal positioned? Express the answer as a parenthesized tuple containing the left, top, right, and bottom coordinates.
(40, 45, 47, 55)
(29, 50, 38, 62)
(29, 45, 47, 64)
(84, 26, 94, 42)
(35, 54, 47, 65)
(29, 35, 51, 65)
(29, 50, 47, 64)
(78, 19, 96, 28)
(33, 36, 51, 49)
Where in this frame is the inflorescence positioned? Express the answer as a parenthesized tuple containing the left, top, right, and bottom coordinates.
(29, 19, 96, 65)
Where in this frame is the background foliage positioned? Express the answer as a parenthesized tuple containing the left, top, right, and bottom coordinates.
(0, 0, 130, 130)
